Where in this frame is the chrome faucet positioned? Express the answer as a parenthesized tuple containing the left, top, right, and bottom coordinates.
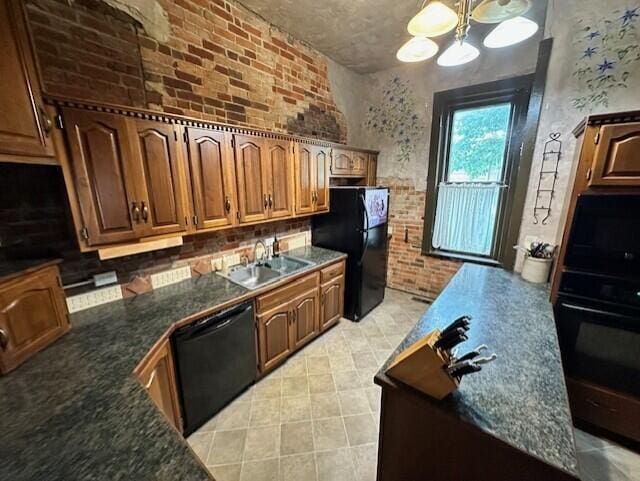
(253, 239, 267, 264)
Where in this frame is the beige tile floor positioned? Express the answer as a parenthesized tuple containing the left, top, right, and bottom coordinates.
(188, 288, 640, 481)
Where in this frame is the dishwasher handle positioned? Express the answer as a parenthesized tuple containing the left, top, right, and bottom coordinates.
(176, 302, 253, 338)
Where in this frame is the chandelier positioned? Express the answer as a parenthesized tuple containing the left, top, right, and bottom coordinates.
(397, 0, 539, 66)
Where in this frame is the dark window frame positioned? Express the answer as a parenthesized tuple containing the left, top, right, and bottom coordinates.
(421, 74, 535, 268)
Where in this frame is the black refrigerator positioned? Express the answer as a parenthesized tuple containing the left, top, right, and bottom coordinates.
(312, 186, 389, 321)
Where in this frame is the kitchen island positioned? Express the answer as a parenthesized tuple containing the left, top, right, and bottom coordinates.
(375, 263, 582, 481)
(0, 246, 345, 481)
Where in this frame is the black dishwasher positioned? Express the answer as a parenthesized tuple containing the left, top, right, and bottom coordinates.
(172, 302, 257, 436)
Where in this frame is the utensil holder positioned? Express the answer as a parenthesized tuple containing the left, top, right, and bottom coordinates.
(385, 329, 459, 400)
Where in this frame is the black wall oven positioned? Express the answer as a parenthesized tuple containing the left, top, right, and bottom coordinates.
(555, 193, 640, 399)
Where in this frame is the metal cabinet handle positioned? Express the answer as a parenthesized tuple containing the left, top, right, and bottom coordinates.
(131, 202, 141, 222)
(225, 196, 232, 213)
(145, 370, 156, 389)
(268, 194, 273, 209)
(141, 202, 149, 223)
(264, 194, 269, 210)
(0, 328, 8, 350)
(38, 106, 52, 135)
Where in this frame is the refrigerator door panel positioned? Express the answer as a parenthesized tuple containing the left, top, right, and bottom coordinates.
(358, 224, 388, 319)
(364, 188, 389, 229)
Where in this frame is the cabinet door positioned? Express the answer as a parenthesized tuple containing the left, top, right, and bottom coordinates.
(313, 145, 330, 212)
(138, 340, 182, 432)
(295, 143, 314, 215)
(320, 277, 344, 332)
(289, 288, 319, 351)
(187, 128, 237, 229)
(352, 151, 368, 177)
(367, 153, 378, 186)
(129, 119, 188, 237)
(0, 266, 69, 374)
(331, 148, 352, 175)
(257, 304, 292, 373)
(234, 135, 269, 223)
(265, 139, 294, 219)
(0, 1, 54, 161)
(590, 123, 640, 187)
(63, 108, 142, 245)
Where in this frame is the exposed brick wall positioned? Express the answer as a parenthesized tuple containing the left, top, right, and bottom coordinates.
(25, 0, 147, 106)
(25, 0, 347, 142)
(382, 177, 461, 299)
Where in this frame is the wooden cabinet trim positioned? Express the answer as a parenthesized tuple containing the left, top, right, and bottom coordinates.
(589, 123, 640, 187)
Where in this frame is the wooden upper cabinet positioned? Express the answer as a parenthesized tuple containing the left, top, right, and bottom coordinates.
(137, 339, 182, 432)
(265, 139, 294, 219)
(313, 146, 330, 212)
(234, 134, 269, 223)
(590, 123, 640, 187)
(129, 119, 188, 237)
(295, 143, 314, 215)
(0, 263, 70, 374)
(187, 128, 237, 230)
(289, 288, 318, 351)
(352, 151, 368, 176)
(62, 108, 142, 245)
(0, 0, 55, 163)
(331, 148, 352, 175)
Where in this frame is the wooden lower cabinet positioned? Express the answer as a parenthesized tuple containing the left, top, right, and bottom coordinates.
(589, 122, 640, 187)
(257, 305, 293, 373)
(136, 339, 182, 432)
(256, 263, 344, 374)
(290, 288, 319, 351)
(0, 262, 70, 374)
(320, 276, 344, 332)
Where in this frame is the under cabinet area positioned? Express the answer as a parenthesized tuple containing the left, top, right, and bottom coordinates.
(135, 338, 182, 432)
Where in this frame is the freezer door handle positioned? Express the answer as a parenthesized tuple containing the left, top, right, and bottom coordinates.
(358, 194, 370, 265)
(360, 193, 370, 231)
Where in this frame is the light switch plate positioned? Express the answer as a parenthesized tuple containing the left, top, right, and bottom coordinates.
(211, 258, 223, 272)
(150, 266, 191, 289)
(66, 285, 123, 313)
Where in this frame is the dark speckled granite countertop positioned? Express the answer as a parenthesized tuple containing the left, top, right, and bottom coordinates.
(376, 263, 580, 478)
(0, 246, 345, 481)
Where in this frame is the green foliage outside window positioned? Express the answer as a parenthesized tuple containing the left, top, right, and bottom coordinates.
(447, 103, 512, 182)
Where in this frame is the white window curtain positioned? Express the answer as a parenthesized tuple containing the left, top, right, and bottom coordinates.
(431, 183, 502, 256)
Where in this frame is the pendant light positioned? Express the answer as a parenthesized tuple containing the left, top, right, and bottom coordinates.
(397, 36, 440, 62)
(437, 0, 479, 67)
(483, 16, 538, 48)
(472, 0, 531, 23)
(407, 1, 458, 37)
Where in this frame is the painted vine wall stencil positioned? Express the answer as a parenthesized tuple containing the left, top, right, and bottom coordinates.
(363, 76, 423, 167)
(571, 5, 640, 111)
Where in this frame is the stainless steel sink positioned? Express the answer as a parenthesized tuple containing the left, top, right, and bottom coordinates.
(218, 255, 314, 290)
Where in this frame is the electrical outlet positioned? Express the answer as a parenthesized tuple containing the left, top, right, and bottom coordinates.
(150, 266, 191, 289)
(66, 285, 123, 313)
(287, 235, 306, 251)
(223, 253, 241, 270)
(211, 258, 223, 272)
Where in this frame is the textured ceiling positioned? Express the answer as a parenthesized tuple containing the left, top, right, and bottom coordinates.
(237, 0, 547, 73)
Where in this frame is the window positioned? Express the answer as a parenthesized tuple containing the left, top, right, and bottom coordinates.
(422, 76, 534, 267)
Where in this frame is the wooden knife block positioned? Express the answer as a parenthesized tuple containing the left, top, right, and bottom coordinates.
(385, 329, 459, 400)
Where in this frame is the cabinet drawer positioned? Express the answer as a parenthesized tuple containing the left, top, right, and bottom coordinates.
(567, 378, 640, 442)
(256, 272, 319, 313)
(320, 261, 344, 284)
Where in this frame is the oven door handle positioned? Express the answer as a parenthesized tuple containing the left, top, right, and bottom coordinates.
(561, 302, 639, 324)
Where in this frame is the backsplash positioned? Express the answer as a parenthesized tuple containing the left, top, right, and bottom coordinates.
(65, 229, 310, 313)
